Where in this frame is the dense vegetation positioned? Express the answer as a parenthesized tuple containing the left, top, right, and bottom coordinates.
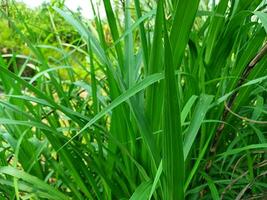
(0, 0, 267, 199)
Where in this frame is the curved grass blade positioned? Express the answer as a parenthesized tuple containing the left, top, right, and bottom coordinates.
(183, 94, 214, 159)
(0, 166, 69, 200)
(129, 181, 152, 200)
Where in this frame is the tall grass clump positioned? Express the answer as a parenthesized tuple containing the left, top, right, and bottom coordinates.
(0, 0, 267, 199)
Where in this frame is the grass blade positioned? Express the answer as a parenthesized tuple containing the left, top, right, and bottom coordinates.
(163, 15, 184, 199)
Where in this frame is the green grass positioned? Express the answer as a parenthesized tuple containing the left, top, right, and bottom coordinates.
(0, 0, 267, 199)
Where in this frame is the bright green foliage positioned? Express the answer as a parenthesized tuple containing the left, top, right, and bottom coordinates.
(0, 0, 267, 199)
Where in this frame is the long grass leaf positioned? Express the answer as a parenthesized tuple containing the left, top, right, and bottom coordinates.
(163, 16, 184, 199)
